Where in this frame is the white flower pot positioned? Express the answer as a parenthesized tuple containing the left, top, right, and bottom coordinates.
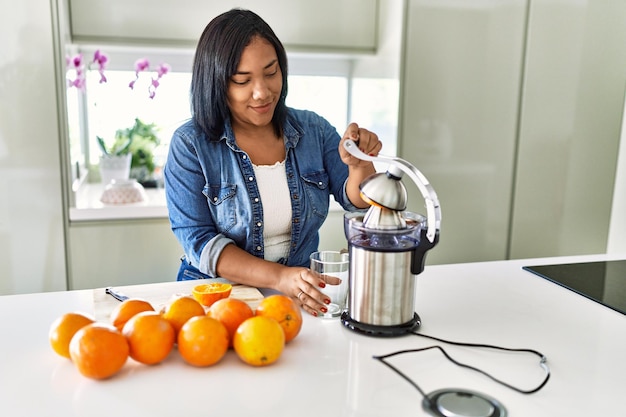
(99, 154, 132, 185)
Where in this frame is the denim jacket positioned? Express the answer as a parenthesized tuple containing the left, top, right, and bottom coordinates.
(164, 108, 359, 278)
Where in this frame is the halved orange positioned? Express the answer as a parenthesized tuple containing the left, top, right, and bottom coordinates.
(192, 282, 232, 307)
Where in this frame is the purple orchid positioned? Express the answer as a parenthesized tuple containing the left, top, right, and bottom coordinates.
(67, 50, 170, 99)
(92, 50, 108, 84)
(66, 53, 86, 90)
(129, 58, 150, 90)
(148, 63, 171, 99)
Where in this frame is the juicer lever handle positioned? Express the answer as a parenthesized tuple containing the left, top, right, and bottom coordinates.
(343, 140, 441, 244)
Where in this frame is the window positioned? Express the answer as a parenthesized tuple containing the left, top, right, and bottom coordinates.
(286, 75, 348, 131)
(68, 50, 399, 192)
(351, 78, 399, 157)
(84, 70, 191, 167)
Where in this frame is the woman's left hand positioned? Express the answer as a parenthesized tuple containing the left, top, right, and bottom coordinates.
(339, 122, 382, 167)
(285, 267, 341, 317)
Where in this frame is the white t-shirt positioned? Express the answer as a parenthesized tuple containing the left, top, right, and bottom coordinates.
(252, 160, 292, 262)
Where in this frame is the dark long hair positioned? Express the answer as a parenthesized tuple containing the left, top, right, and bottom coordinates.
(190, 8, 289, 140)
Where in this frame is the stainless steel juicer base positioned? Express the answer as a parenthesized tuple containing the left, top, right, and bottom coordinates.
(340, 311, 421, 337)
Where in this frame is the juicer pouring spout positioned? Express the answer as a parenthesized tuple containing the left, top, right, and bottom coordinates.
(412, 228, 439, 275)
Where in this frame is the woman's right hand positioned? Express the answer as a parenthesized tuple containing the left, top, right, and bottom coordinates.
(339, 122, 381, 208)
(339, 122, 382, 168)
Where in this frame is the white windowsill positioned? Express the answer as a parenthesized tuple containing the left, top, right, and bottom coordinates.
(70, 183, 168, 222)
(69, 183, 345, 222)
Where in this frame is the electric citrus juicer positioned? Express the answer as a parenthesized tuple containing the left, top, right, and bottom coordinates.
(341, 139, 441, 337)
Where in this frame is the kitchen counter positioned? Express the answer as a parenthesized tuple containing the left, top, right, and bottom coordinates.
(1, 253, 624, 416)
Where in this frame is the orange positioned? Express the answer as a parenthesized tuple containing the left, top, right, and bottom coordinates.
(255, 294, 303, 343)
(192, 282, 232, 307)
(160, 295, 206, 336)
(177, 316, 229, 367)
(49, 312, 95, 359)
(69, 323, 129, 380)
(233, 316, 285, 366)
(122, 311, 175, 365)
(110, 298, 154, 332)
(207, 298, 254, 347)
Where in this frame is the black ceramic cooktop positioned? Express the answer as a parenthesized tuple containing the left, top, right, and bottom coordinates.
(523, 260, 626, 315)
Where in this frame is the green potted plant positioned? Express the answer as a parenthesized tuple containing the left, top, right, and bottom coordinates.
(108, 118, 161, 186)
(97, 133, 132, 185)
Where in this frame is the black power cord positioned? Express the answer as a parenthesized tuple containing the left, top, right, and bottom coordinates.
(373, 331, 550, 414)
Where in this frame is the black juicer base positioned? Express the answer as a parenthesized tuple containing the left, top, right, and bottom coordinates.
(340, 311, 421, 337)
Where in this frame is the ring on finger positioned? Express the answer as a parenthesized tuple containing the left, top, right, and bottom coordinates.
(297, 290, 304, 300)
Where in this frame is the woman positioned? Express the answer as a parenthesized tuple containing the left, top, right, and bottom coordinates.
(164, 8, 381, 317)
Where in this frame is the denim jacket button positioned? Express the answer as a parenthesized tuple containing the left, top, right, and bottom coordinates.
(248, 176, 254, 181)
(254, 197, 259, 203)
(257, 222, 262, 227)
(256, 246, 262, 251)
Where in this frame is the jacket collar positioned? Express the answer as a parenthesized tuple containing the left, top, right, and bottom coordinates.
(219, 109, 303, 151)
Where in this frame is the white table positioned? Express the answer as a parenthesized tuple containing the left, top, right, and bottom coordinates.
(1, 254, 624, 416)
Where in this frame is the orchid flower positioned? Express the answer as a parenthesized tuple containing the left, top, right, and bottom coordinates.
(67, 50, 170, 99)
(148, 63, 171, 99)
(92, 49, 108, 84)
(66, 53, 86, 90)
(129, 58, 150, 90)
(66, 50, 109, 89)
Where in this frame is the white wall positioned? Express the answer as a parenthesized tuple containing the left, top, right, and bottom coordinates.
(607, 93, 626, 253)
(0, 0, 67, 294)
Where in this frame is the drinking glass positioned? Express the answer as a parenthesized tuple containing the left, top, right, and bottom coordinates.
(310, 251, 349, 318)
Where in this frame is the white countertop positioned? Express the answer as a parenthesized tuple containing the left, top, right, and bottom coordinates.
(1, 253, 624, 416)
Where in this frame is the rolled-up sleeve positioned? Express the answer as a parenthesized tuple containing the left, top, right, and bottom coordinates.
(199, 234, 234, 277)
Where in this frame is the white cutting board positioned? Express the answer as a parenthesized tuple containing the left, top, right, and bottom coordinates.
(93, 279, 264, 321)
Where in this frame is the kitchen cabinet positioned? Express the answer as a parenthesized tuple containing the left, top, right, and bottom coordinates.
(399, 0, 626, 265)
(67, 204, 349, 291)
(68, 219, 182, 290)
(400, 0, 527, 264)
(68, 0, 378, 53)
(510, 0, 626, 258)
